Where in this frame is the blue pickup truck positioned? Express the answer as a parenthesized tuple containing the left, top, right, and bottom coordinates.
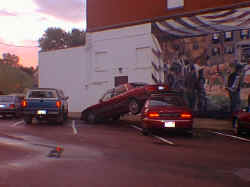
(21, 88, 69, 125)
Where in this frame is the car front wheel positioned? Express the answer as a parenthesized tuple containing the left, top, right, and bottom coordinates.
(86, 111, 97, 124)
(128, 99, 140, 115)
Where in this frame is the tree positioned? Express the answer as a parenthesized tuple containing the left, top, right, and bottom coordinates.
(69, 28, 86, 47)
(1, 53, 19, 67)
(38, 27, 86, 52)
(38, 27, 70, 52)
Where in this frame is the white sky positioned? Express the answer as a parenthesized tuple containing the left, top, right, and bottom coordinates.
(0, 0, 86, 67)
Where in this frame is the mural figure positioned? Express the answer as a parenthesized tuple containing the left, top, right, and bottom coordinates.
(226, 64, 244, 113)
(184, 63, 198, 109)
(196, 69, 207, 112)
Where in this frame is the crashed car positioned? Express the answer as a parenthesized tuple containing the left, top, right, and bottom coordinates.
(81, 82, 169, 123)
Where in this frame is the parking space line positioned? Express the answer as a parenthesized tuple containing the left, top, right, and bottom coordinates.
(11, 120, 24, 127)
(210, 131, 250, 142)
(131, 125, 174, 145)
(131, 125, 142, 131)
(72, 120, 78, 135)
(153, 135, 175, 145)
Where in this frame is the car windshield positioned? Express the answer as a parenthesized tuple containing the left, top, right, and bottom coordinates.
(0, 96, 14, 102)
(148, 95, 186, 107)
(28, 90, 57, 98)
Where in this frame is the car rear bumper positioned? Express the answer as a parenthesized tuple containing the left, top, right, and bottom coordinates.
(22, 111, 60, 119)
(0, 109, 17, 115)
(142, 118, 193, 130)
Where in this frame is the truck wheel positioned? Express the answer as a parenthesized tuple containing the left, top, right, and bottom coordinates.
(128, 99, 140, 115)
(63, 111, 68, 120)
(24, 116, 32, 124)
(56, 113, 64, 125)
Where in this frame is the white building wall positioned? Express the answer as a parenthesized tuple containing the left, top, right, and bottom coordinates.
(39, 46, 87, 113)
(39, 23, 155, 113)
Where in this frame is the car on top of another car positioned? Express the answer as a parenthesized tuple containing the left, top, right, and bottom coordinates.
(81, 82, 170, 123)
(140, 90, 193, 135)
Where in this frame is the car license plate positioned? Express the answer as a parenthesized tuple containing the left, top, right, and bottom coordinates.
(0, 104, 5, 108)
(164, 121, 175, 128)
(37, 110, 47, 115)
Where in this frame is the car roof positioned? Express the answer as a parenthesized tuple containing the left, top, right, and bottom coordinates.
(27, 88, 58, 91)
(149, 91, 184, 98)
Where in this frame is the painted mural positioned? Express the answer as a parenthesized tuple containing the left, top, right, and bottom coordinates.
(151, 6, 250, 115)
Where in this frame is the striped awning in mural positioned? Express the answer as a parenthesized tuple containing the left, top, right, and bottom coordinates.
(154, 6, 250, 38)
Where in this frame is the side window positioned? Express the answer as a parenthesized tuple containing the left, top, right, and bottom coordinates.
(102, 92, 113, 102)
(114, 85, 127, 96)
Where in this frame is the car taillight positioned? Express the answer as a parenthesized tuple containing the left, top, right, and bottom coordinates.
(147, 112, 160, 118)
(56, 101, 61, 108)
(9, 104, 16, 109)
(21, 100, 27, 108)
(180, 113, 192, 119)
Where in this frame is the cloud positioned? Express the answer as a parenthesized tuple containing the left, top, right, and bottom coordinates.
(34, 0, 84, 23)
(0, 9, 17, 16)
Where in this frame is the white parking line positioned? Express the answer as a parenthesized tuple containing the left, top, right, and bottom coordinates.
(72, 120, 78, 135)
(131, 125, 174, 145)
(153, 135, 175, 145)
(131, 125, 142, 131)
(11, 120, 24, 127)
(210, 131, 250, 142)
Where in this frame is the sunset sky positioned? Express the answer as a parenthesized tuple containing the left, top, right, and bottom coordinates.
(0, 0, 86, 67)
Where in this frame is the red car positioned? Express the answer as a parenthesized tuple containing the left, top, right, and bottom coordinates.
(81, 83, 169, 123)
(233, 106, 250, 135)
(140, 92, 193, 135)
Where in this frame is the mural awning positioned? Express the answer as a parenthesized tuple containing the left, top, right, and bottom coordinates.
(153, 6, 250, 39)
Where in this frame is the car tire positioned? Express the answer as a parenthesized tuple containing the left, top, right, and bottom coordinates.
(86, 111, 96, 124)
(24, 116, 32, 124)
(142, 128, 149, 136)
(128, 99, 140, 115)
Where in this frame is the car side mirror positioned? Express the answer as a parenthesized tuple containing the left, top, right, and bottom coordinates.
(99, 99, 103, 103)
(65, 96, 69, 100)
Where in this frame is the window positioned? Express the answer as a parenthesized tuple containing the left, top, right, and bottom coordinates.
(114, 85, 127, 96)
(212, 33, 220, 43)
(193, 43, 199, 50)
(224, 46, 234, 54)
(148, 95, 186, 107)
(224, 31, 233, 41)
(212, 47, 220, 56)
(100, 89, 114, 102)
(240, 29, 249, 39)
(167, 0, 184, 9)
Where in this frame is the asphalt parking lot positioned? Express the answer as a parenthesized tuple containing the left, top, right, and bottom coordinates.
(0, 116, 250, 187)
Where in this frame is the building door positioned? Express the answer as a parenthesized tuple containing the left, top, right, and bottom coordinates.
(114, 76, 128, 87)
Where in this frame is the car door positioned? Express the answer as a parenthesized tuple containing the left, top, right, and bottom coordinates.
(111, 84, 130, 114)
(95, 89, 115, 118)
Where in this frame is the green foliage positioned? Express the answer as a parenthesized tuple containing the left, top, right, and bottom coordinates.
(0, 63, 35, 94)
(38, 27, 86, 52)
